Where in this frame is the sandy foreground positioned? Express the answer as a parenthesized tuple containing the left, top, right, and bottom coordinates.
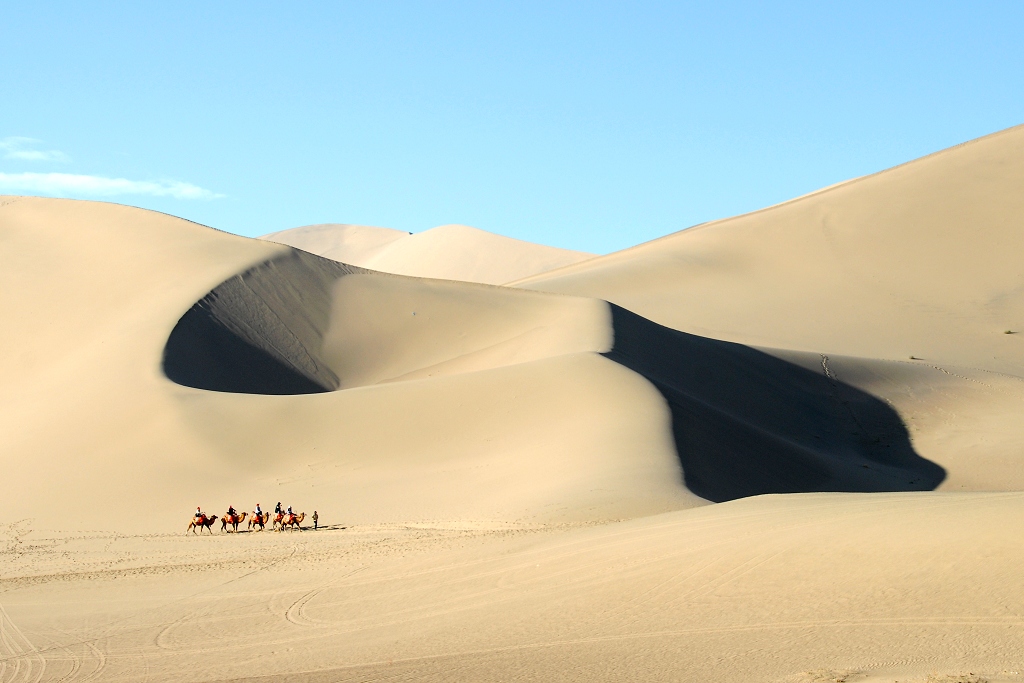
(4, 494, 1024, 682)
(3, 126, 1024, 681)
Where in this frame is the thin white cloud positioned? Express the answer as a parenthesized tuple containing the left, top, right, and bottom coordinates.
(0, 137, 70, 163)
(0, 172, 222, 200)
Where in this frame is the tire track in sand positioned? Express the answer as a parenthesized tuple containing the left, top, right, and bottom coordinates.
(0, 601, 45, 683)
(155, 543, 303, 650)
(284, 566, 369, 627)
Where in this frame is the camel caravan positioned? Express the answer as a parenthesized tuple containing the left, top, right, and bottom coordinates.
(188, 502, 317, 535)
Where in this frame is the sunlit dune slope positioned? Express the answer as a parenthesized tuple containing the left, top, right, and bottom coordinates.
(263, 222, 595, 285)
(0, 196, 695, 532)
(513, 124, 1024, 377)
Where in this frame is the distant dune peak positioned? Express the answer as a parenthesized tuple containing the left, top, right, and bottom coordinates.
(261, 221, 595, 285)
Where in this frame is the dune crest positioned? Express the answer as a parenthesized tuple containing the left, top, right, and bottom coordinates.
(514, 124, 1024, 376)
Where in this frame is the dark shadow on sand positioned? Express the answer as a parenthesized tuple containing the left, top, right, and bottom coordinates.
(602, 305, 945, 502)
(162, 250, 361, 395)
(164, 301, 331, 395)
(162, 253, 944, 501)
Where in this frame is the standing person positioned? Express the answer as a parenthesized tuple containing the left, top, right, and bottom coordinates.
(312, 511, 318, 530)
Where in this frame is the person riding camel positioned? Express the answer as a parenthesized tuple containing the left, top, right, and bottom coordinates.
(255, 503, 262, 519)
(195, 506, 204, 522)
(227, 505, 236, 519)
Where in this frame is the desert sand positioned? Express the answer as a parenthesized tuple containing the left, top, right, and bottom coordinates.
(2, 125, 1024, 682)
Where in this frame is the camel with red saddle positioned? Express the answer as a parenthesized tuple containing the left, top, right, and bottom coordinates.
(248, 512, 270, 531)
(279, 512, 305, 531)
(220, 511, 247, 532)
(187, 514, 218, 535)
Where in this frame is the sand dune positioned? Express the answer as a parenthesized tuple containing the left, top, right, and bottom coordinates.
(159, 242, 969, 504)
(263, 222, 596, 284)
(514, 124, 1024, 376)
(3, 125, 1024, 682)
(0, 196, 697, 534)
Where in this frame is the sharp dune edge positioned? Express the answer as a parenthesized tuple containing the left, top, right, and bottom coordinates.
(2, 127, 1024, 681)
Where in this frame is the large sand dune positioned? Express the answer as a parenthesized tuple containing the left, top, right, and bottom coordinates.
(0, 197, 697, 533)
(3, 125, 1024, 681)
(513, 124, 1024, 375)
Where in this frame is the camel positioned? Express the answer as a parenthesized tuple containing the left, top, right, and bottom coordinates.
(248, 512, 270, 531)
(280, 512, 305, 531)
(272, 512, 284, 530)
(220, 511, 247, 532)
(187, 514, 218, 535)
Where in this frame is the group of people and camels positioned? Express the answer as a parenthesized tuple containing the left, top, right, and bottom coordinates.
(188, 502, 317, 534)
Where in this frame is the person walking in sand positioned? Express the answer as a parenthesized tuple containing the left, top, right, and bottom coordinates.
(312, 511, 318, 530)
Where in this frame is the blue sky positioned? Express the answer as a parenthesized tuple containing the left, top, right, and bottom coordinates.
(2, 2, 1023, 254)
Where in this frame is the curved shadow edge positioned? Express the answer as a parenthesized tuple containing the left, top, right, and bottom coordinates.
(163, 300, 332, 395)
(162, 250, 361, 395)
(602, 305, 946, 502)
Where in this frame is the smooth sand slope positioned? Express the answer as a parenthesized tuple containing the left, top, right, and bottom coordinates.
(262, 222, 596, 285)
(513, 124, 1024, 376)
(3, 124, 1024, 682)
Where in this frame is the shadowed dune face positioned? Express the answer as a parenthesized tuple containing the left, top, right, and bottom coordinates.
(163, 249, 612, 394)
(604, 305, 945, 501)
(163, 248, 943, 501)
(163, 251, 362, 394)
